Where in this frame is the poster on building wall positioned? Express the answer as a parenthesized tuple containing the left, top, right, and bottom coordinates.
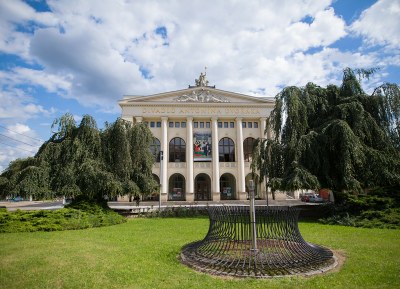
(193, 132, 212, 161)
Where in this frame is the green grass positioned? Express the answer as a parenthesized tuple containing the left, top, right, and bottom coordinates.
(1, 218, 399, 289)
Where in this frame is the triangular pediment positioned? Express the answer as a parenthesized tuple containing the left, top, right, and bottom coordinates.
(119, 87, 273, 106)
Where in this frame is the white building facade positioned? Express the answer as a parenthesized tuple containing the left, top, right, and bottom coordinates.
(118, 74, 275, 202)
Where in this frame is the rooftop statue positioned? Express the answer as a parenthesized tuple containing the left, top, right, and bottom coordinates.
(195, 72, 209, 87)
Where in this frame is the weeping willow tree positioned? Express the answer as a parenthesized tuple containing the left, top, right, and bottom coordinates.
(0, 114, 157, 202)
(252, 68, 400, 199)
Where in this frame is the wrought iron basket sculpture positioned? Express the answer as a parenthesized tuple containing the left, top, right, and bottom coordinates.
(181, 206, 335, 278)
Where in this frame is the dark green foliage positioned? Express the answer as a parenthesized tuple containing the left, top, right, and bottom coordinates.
(320, 187, 400, 229)
(145, 207, 208, 218)
(253, 68, 400, 195)
(0, 204, 126, 233)
(0, 115, 157, 202)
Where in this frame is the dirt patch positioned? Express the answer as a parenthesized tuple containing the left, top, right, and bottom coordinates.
(329, 249, 346, 273)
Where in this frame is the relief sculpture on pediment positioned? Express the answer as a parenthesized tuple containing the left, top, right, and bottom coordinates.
(174, 90, 230, 103)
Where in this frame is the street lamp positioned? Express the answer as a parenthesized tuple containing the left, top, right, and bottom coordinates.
(259, 137, 269, 208)
(159, 150, 163, 210)
(263, 142, 269, 208)
(248, 179, 257, 251)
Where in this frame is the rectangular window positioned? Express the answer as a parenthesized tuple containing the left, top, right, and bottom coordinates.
(200, 122, 204, 128)
(181, 122, 186, 128)
(169, 122, 174, 128)
(218, 122, 222, 128)
(224, 122, 228, 128)
(254, 122, 258, 128)
(194, 122, 198, 128)
(242, 122, 246, 128)
(150, 121, 155, 128)
(157, 121, 161, 128)
(230, 122, 234, 128)
(206, 122, 210, 128)
(175, 122, 180, 128)
(248, 122, 252, 128)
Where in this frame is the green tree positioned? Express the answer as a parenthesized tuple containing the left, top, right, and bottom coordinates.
(253, 68, 400, 198)
(128, 123, 158, 196)
(0, 115, 157, 203)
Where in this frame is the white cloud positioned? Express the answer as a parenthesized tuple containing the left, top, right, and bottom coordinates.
(0, 0, 399, 171)
(0, 123, 42, 173)
(351, 0, 400, 48)
(0, 0, 58, 60)
(0, 89, 56, 121)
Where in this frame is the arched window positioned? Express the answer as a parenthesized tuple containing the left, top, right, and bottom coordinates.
(220, 173, 236, 200)
(195, 173, 211, 201)
(150, 138, 161, 162)
(243, 137, 256, 162)
(219, 137, 235, 162)
(169, 137, 186, 162)
(168, 173, 185, 201)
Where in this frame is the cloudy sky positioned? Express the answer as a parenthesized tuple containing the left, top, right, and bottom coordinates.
(0, 0, 399, 172)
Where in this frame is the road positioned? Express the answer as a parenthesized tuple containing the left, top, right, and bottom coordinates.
(0, 198, 314, 212)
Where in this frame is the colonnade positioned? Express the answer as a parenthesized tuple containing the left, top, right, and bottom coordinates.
(135, 116, 268, 201)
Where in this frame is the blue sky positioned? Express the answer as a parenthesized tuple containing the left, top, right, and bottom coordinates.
(0, 0, 399, 172)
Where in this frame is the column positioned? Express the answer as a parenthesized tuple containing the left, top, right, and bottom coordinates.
(161, 117, 168, 201)
(236, 117, 246, 200)
(211, 117, 220, 201)
(260, 117, 267, 139)
(186, 117, 194, 201)
(260, 117, 267, 199)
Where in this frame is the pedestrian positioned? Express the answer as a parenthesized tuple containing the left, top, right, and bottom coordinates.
(134, 195, 140, 206)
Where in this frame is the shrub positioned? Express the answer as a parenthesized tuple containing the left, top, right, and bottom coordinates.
(0, 200, 126, 233)
(145, 206, 208, 218)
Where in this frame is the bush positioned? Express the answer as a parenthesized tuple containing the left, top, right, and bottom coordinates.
(145, 206, 208, 218)
(0, 200, 126, 233)
(319, 187, 400, 229)
(319, 208, 400, 229)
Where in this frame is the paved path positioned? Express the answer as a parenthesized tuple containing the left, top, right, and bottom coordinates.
(1, 198, 318, 212)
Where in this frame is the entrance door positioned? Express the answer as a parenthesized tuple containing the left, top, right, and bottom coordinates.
(195, 174, 211, 201)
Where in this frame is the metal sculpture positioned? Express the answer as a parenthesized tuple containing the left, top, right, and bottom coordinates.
(181, 205, 335, 277)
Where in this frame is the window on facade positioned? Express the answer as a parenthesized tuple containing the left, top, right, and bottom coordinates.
(219, 137, 235, 162)
(248, 122, 252, 128)
(168, 174, 185, 201)
(224, 122, 228, 128)
(242, 122, 246, 128)
(230, 122, 234, 128)
(150, 121, 155, 128)
(169, 137, 186, 162)
(254, 122, 258, 128)
(220, 173, 236, 200)
(194, 122, 198, 128)
(243, 137, 256, 162)
(175, 122, 180, 128)
(206, 122, 210, 128)
(200, 122, 204, 128)
(150, 138, 161, 162)
(218, 122, 222, 128)
(157, 121, 161, 128)
(169, 122, 174, 128)
(181, 122, 186, 128)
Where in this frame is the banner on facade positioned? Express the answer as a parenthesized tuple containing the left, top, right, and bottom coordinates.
(193, 132, 212, 161)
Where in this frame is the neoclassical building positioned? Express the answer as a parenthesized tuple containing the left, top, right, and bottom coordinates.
(118, 73, 275, 202)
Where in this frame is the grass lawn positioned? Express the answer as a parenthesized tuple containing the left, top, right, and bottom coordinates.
(1, 217, 399, 289)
